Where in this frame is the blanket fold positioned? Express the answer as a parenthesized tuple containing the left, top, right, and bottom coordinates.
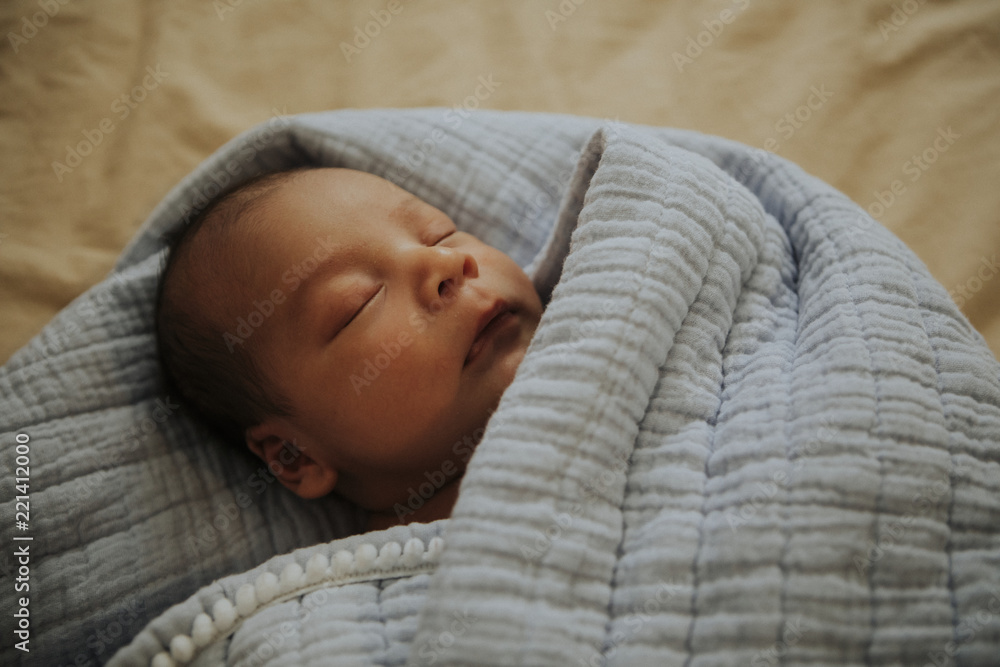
(408, 126, 1000, 666)
(6, 109, 999, 667)
(410, 126, 771, 665)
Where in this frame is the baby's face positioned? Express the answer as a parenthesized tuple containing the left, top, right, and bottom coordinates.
(242, 169, 542, 510)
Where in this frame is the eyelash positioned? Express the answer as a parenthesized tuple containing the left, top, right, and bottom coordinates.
(344, 285, 382, 330)
(336, 229, 453, 337)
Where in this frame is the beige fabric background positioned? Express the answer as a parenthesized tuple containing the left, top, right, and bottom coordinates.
(1, 0, 998, 366)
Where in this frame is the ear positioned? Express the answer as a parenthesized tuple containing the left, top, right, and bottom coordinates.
(245, 422, 338, 499)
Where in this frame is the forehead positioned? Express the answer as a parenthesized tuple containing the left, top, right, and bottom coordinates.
(272, 169, 429, 230)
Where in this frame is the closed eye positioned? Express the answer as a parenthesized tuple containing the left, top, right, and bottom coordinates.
(434, 230, 456, 245)
(337, 284, 383, 336)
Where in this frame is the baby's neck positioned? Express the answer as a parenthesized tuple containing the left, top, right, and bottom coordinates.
(365, 476, 463, 532)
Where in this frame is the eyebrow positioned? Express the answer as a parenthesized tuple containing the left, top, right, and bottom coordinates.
(394, 194, 454, 245)
(392, 195, 426, 229)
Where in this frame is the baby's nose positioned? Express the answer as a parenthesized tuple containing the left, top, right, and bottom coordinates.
(429, 248, 478, 302)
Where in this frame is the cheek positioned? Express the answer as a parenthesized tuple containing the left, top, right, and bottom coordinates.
(348, 312, 460, 403)
(347, 351, 459, 453)
(479, 249, 542, 313)
(386, 334, 458, 396)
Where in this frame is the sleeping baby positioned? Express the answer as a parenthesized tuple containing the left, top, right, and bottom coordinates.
(156, 167, 544, 531)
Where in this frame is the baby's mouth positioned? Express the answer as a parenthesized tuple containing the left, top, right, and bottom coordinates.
(465, 300, 514, 366)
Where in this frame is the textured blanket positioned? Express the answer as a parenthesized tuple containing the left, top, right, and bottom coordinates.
(4, 109, 999, 666)
(414, 128, 1000, 665)
(111, 119, 1000, 666)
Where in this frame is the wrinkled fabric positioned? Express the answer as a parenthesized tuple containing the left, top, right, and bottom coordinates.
(4, 111, 998, 667)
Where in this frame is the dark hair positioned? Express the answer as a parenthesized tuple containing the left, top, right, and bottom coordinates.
(155, 168, 314, 441)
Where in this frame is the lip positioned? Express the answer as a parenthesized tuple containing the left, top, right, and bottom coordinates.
(465, 299, 515, 366)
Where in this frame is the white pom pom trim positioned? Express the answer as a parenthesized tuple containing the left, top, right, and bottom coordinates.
(148, 534, 445, 666)
(169, 634, 194, 662)
(305, 553, 329, 584)
(280, 562, 305, 593)
(235, 583, 257, 617)
(191, 613, 215, 647)
(151, 652, 175, 667)
(212, 598, 236, 632)
(254, 571, 279, 604)
(401, 537, 425, 567)
(333, 548, 354, 577)
(376, 541, 402, 570)
(354, 543, 378, 572)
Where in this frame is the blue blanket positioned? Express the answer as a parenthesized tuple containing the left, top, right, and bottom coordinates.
(2, 110, 998, 666)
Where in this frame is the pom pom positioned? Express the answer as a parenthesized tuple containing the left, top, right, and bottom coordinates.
(306, 553, 329, 584)
(152, 653, 176, 667)
(212, 598, 236, 632)
(169, 634, 195, 662)
(236, 583, 257, 616)
(425, 537, 445, 563)
(333, 549, 354, 577)
(255, 571, 279, 604)
(191, 612, 215, 647)
(280, 562, 304, 593)
(375, 541, 402, 570)
(355, 543, 378, 572)
(401, 538, 424, 567)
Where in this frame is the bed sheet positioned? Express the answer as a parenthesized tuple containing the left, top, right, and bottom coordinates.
(1, 1, 998, 363)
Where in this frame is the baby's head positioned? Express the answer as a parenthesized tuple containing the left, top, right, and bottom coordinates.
(157, 167, 543, 519)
